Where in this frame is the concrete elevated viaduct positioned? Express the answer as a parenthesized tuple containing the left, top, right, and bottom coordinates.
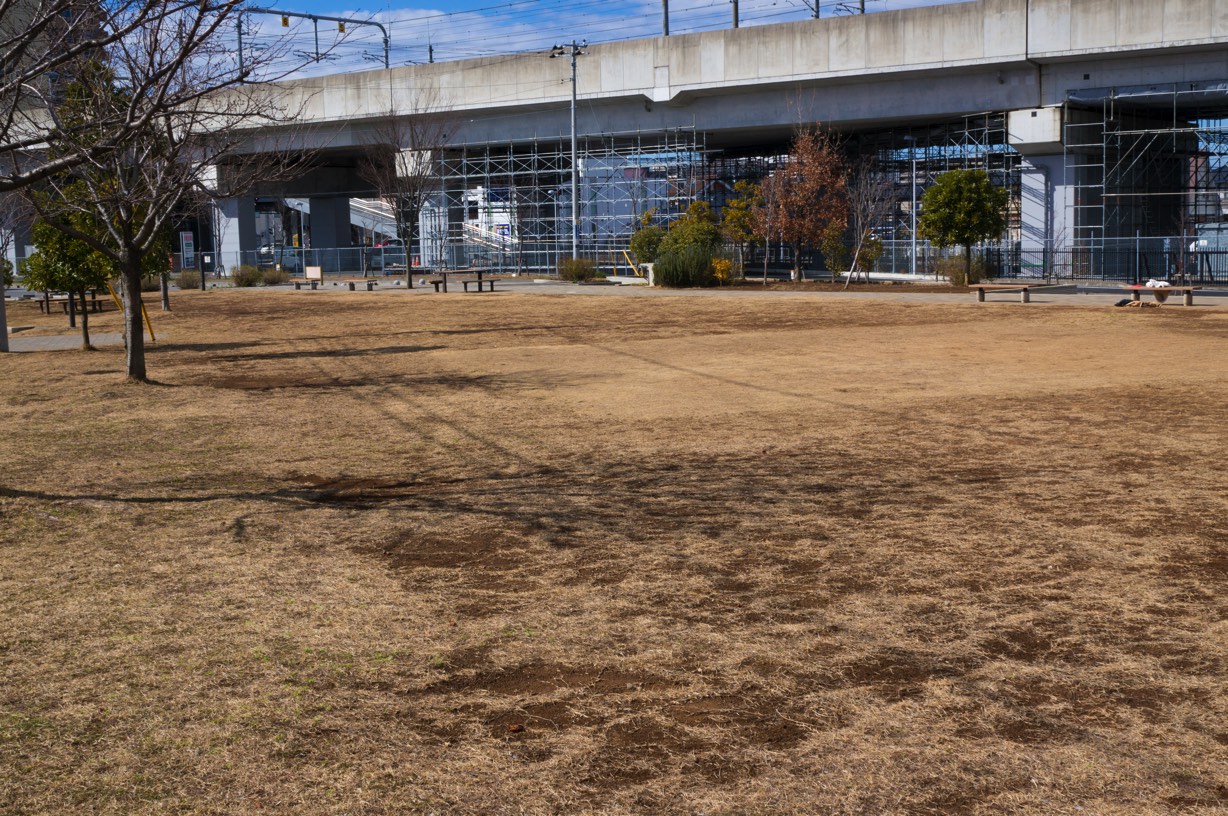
(219, 0, 1228, 279)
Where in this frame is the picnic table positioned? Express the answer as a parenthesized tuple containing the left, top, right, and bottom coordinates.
(37, 291, 110, 314)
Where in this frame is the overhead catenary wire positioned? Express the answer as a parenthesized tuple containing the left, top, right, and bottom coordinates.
(248, 0, 958, 76)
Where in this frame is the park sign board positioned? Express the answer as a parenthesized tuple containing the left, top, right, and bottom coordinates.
(180, 231, 195, 269)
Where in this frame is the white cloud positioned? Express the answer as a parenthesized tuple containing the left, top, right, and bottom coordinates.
(253, 0, 971, 78)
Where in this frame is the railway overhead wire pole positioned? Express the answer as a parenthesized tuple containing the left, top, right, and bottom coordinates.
(238, 8, 390, 72)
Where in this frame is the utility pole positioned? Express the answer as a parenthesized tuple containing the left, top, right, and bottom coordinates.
(912, 151, 918, 276)
(551, 41, 586, 261)
(663, 0, 669, 36)
(904, 135, 919, 277)
(732, 0, 739, 28)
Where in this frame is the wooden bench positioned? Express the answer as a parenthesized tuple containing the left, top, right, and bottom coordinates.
(971, 283, 1039, 303)
(340, 278, 378, 291)
(461, 278, 495, 293)
(427, 273, 448, 293)
(293, 266, 324, 290)
(1123, 284, 1199, 306)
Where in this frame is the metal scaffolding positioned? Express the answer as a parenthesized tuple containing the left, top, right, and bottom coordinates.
(427, 130, 707, 274)
(1063, 82, 1228, 281)
(403, 101, 1228, 283)
(855, 113, 1022, 272)
(706, 115, 1021, 276)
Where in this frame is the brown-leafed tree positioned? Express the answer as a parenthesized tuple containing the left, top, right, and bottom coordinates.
(757, 129, 849, 281)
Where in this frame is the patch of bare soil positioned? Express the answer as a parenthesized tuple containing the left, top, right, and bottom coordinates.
(1, 289, 1226, 814)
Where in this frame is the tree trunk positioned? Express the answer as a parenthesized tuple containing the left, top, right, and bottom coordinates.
(160, 271, 171, 311)
(964, 244, 973, 286)
(120, 260, 148, 382)
(405, 206, 420, 288)
(846, 233, 864, 289)
(78, 289, 93, 350)
(791, 242, 802, 281)
(0, 287, 8, 353)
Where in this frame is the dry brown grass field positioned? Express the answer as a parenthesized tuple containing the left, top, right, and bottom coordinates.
(1, 289, 1226, 815)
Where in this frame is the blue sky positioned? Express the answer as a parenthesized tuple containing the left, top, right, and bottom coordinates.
(242, 0, 967, 76)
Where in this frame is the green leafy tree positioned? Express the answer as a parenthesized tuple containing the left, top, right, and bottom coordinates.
(917, 169, 1009, 285)
(721, 180, 762, 274)
(658, 201, 721, 257)
(649, 201, 722, 287)
(629, 210, 666, 265)
(24, 217, 115, 350)
(818, 222, 850, 274)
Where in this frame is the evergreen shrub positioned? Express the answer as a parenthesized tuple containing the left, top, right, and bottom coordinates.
(233, 265, 263, 287)
(558, 257, 598, 282)
(654, 244, 716, 288)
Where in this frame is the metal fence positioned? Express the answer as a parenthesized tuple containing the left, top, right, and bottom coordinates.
(171, 236, 1228, 285)
(173, 240, 645, 281)
(864, 240, 1228, 284)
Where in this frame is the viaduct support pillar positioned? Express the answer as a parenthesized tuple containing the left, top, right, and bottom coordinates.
(308, 197, 352, 274)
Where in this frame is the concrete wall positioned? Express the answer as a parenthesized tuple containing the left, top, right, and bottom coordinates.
(227, 0, 1228, 252)
(259, 0, 1228, 132)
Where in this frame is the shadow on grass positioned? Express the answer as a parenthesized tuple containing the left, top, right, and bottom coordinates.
(167, 341, 272, 352)
(214, 344, 445, 362)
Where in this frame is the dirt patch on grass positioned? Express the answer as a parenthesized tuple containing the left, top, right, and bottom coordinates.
(1, 289, 1226, 814)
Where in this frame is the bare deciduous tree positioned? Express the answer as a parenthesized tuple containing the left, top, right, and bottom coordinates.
(357, 99, 454, 285)
(844, 157, 895, 287)
(0, 0, 279, 193)
(24, 11, 316, 380)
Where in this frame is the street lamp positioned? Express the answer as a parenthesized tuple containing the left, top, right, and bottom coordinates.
(550, 41, 586, 261)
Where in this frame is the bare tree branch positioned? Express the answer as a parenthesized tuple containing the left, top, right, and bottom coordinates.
(845, 156, 895, 286)
(0, 0, 337, 193)
(0, 190, 32, 351)
(356, 94, 455, 284)
(20, 3, 321, 376)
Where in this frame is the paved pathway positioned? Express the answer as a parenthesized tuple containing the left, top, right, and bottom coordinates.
(6, 333, 124, 352)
